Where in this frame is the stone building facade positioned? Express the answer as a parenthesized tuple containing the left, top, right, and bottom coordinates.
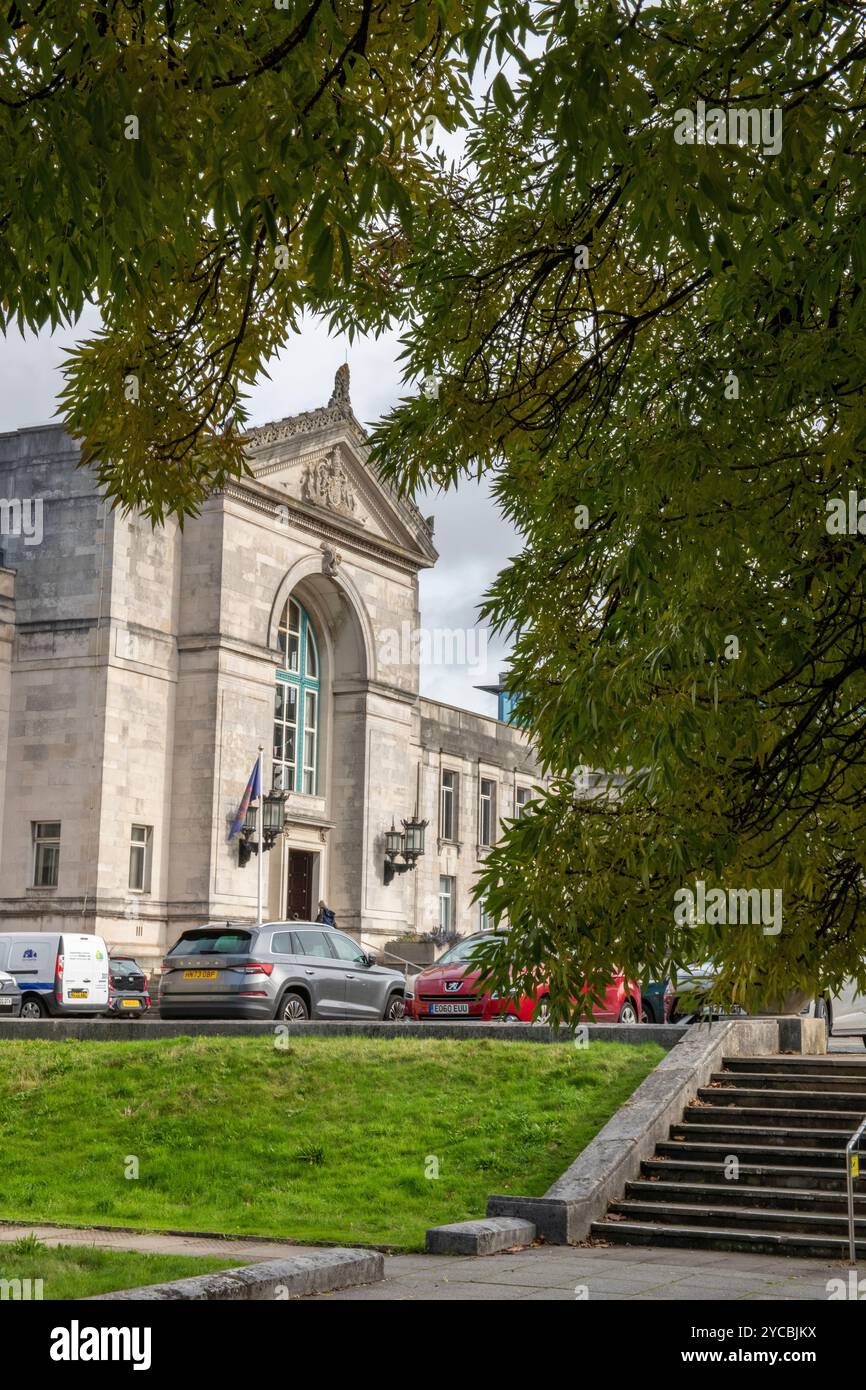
(0, 369, 545, 962)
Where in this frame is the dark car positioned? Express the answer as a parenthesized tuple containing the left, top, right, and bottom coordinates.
(0, 968, 22, 1017)
(640, 978, 675, 1024)
(107, 956, 152, 1017)
(159, 921, 406, 1021)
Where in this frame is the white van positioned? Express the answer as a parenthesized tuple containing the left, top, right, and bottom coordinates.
(806, 980, 866, 1048)
(0, 932, 110, 1019)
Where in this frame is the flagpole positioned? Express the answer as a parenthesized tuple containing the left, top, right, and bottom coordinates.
(256, 745, 264, 926)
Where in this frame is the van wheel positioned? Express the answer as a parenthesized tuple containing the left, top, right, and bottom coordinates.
(278, 992, 309, 1022)
(20, 997, 47, 1020)
(815, 996, 831, 1044)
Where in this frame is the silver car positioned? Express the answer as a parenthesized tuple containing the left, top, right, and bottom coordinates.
(159, 921, 406, 1022)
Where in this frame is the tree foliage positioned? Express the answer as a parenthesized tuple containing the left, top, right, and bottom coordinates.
(356, 0, 866, 1018)
(0, 0, 516, 518)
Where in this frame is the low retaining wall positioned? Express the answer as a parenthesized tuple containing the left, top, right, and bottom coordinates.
(85, 1249, 384, 1301)
(0, 1018, 687, 1047)
(485, 1016, 826, 1244)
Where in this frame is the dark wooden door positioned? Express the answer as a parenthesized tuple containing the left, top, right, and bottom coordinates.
(287, 850, 315, 921)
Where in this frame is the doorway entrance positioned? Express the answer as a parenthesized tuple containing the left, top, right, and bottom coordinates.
(286, 849, 317, 921)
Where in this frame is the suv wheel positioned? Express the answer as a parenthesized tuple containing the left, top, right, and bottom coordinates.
(384, 994, 405, 1021)
(20, 996, 47, 1020)
(278, 992, 310, 1022)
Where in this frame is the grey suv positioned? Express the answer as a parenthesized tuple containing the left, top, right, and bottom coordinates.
(159, 922, 406, 1022)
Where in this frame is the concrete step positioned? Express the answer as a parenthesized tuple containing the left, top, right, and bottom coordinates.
(590, 1219, 866, 1260)
(723, 1055, 866, 1076)
(607, 1198, 866, 1238)
(685, 1103, 864, 1130)
(625, 1179, 866, 1215)
(670, 1117, 856, 1150)
(711, 1070, 866, 1095)
(698, 1085, 866, 1113)
(641, 1157, 854, 1192)
(657, 1137, 847, 1167)
(683, 1106, 861, 1139)
(425, 1216, 536, 1256)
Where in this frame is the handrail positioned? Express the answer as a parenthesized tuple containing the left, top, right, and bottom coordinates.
(362, 945, 429, 973)
(845, 1116, 866, 1265)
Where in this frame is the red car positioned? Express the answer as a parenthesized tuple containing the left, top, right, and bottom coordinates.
(404, 933, 641, 1024)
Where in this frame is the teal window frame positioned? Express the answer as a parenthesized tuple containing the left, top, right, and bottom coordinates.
(274, 599, 320, 795)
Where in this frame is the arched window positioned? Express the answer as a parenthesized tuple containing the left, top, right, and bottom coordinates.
(274, 598, 320, 794)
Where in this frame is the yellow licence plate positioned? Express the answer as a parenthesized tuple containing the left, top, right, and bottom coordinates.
(69, 989, 88, 999)
(183, 970, 217, 981)
(121, 999, 142, 1008)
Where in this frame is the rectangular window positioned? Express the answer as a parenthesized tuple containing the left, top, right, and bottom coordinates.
(480, 906, 492, 933)
(438, 875, 455, 934)
(440, 769, 458, 841)
(32, 821, 60, 887)
(479, 778, 496, 846)
(128, 824, 152, 893)
(515, 786, 533, 818)
(273, 680, 298, 791)
(303, 688, 318, 795)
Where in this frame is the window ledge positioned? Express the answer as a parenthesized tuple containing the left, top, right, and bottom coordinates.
(26, 885, 58, 893)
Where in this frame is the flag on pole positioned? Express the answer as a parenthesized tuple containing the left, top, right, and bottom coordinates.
(228, 758, 261, 841)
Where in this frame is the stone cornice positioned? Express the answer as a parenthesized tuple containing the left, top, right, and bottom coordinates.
(244, 400, 367, 451)
(222, 481, 430, 574)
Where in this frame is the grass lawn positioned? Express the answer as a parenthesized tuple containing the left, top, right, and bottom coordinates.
(0, 1235, 239, 1300)
(0, 1036, 663, 1250)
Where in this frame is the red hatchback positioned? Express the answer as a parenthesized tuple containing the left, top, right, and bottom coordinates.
(404, 933, 641, 1024)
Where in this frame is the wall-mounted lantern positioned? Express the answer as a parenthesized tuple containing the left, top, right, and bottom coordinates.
(239, 787, 288, 867)
(384, 816, 429, 885)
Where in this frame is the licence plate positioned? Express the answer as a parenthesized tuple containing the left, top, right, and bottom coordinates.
(429, 1003, 469, 1015)
(0, 997, 14, 1006)
(121, 999, 141, 1008)
(183, 970, 217, 981)
(69, 989, 88, 999)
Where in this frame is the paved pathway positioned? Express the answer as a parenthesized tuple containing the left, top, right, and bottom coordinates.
(310, 1245, 855, 1301)
(0, 1223, 321, 1263)
(0, 1223, 855, 1300)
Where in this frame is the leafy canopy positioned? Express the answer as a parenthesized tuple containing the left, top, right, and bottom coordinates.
(353, 0, 866, 1019)
(0, 0, 528, 518)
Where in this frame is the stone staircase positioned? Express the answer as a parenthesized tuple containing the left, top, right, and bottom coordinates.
(592, 1054, 866, 1258)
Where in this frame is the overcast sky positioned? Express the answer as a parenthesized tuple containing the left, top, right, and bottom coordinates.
(0, 310, 517, 715)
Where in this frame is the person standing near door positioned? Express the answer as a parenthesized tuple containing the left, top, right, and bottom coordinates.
(316, 899, 336, 927)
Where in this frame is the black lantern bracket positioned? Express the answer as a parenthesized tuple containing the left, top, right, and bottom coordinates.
(238, 786, 289, 867)
(384, 816, 429, 885)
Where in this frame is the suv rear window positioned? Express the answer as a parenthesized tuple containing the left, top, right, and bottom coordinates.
(167, 930, 253, 956)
